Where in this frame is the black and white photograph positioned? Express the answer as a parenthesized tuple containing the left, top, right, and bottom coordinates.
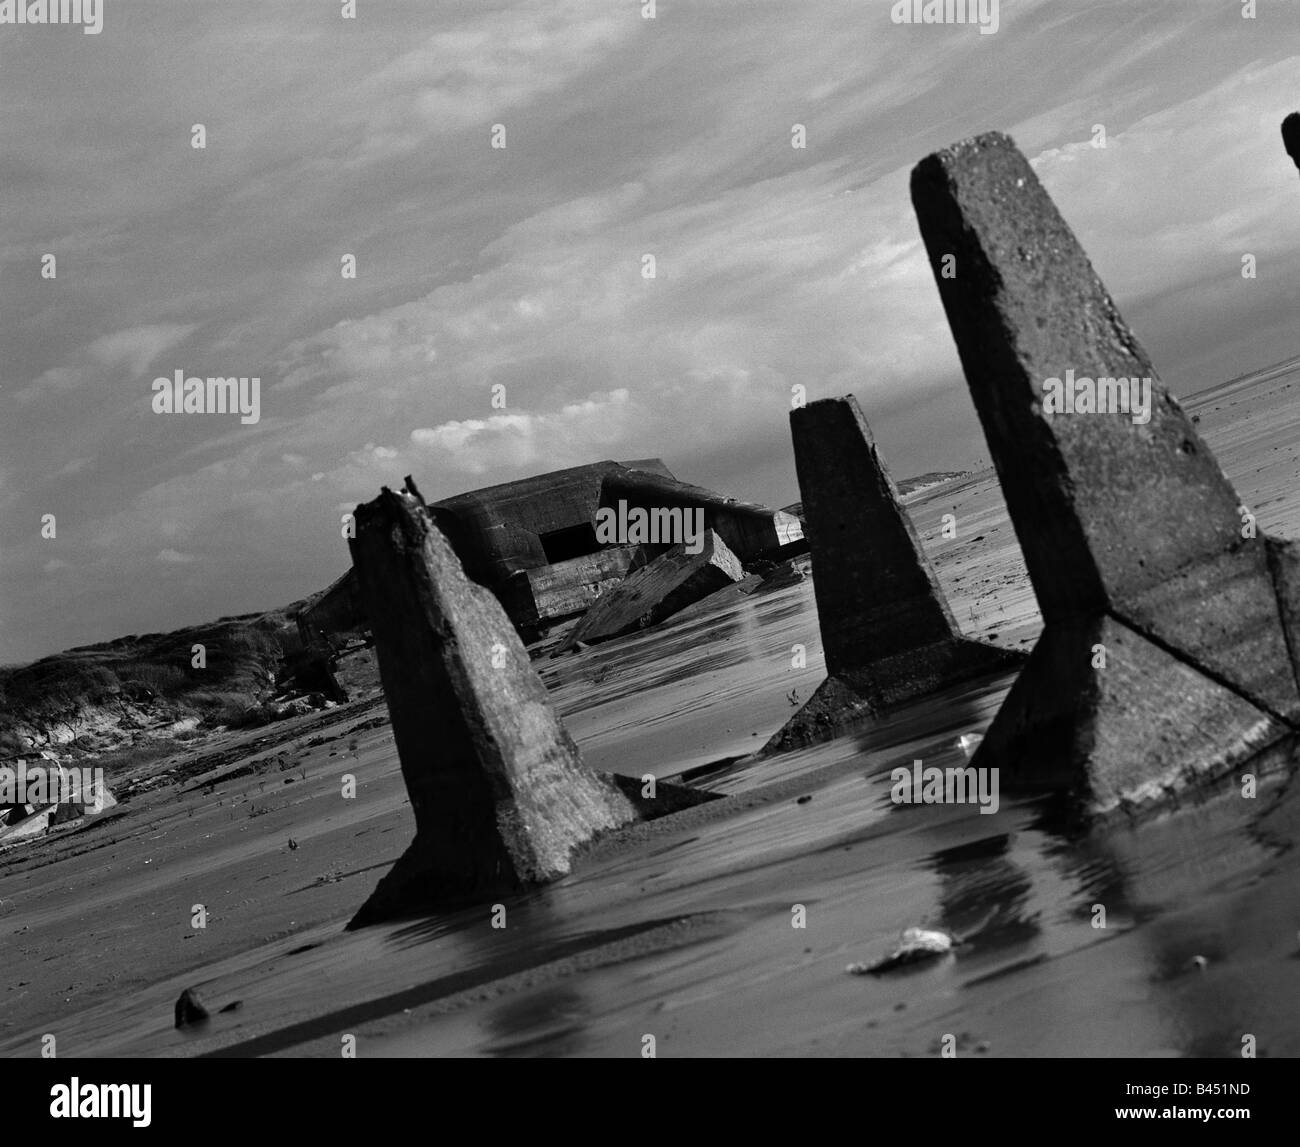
(2, 0, 1297, 1120)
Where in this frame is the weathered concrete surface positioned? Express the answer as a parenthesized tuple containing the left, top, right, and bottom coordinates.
(910, 131, 1300, 806)
(600, 468, 804, 566)
(563, 530, 744, 648)
(1283, 112, 1300, 172)
(980, 615, 1285, 815)
(766, 396, 1021, 752)
(346, 484, 636, 929)
(795, 397, 972, 675)
(1266, 537, 1300, 661)
(439, 459, 800, 591)
(297, 569, 366, 651)
(497, 544, 649, 634)
(606, 771, 724, 818)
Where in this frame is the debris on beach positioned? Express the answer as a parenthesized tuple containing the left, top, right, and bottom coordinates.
(561, 530, 744, 649)
(174, 987, 211, 1028)
(846, 926, 958, 976)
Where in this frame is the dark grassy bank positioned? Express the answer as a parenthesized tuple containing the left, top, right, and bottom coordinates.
(0, 605, 317, 758)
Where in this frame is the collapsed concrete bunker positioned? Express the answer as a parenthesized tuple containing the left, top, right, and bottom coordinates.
(302, 459, 804, 646)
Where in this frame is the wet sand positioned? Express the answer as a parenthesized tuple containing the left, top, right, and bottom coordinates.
(3, 363, 1299, 1058)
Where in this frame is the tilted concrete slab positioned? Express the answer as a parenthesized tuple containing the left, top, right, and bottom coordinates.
(765, 395, 1022, 752)
(497, 544, 649, 634)
(562, 530, 744, 649)
(345, 483, 637, 928)
(599, 468, 804, 566)
(910, 131, 1300, 809)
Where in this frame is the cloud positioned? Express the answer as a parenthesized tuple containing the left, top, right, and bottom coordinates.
(411, 389, 634, 474)
(89, 324, 198, 378)
(13, 367, 83, 406)
(13, 323, 196, 405)
(1015, 55, 1300, 395)
(53, 457, 94, 478)
(351, 0, 636, 161)
(5, 1, 1300, 666)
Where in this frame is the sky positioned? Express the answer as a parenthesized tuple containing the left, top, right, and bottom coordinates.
(3, 0, 1299, 665)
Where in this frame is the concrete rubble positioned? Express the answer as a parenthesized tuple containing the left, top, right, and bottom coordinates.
(0, 757, 117, 844)
(498, 543, 649, 637)
(910, 131, 1300, 813)
(561, 530, 744, 649)
(765, 395, 1022, 752)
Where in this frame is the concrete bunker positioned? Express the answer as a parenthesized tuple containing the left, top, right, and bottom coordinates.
(301, 459, 803, 645)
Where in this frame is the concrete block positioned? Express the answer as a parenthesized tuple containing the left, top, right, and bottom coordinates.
(765, 396, 1022, 752)
(910, 131, 1300, 808)
(499, 544, 649, 631)
(600, 470, 805, 563)
(563, 531, 744, 648)
(979, 614, 1285, 815)
(345, 484, 636, 929)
